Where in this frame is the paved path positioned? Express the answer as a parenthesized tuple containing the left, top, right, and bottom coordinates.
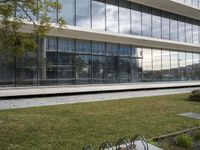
(0, 81, 200, 98)
(0, 87, 198, 110)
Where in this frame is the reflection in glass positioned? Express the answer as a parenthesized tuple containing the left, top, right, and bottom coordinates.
(92, 0, 106, 30)
(162, 12, 170, 40)
(131, 3, 142, 36)
(162, 50, 171, 81)
(186, 18, 193, 43)
(76, 55, 91, 84)
(179, 52, 187, 80)
(76, 40, 91, 53)
(143, 48, 152, 81)
(170, 14, 178, 41)
(119, 1, 131, 34)
(76, 0, 91, 28)
(152, 9, 161, 39)
(152, 49, 162, 81)
(142, 6, 152, 37)
(58, 38, 75, 52)
(59, 0, 75, 25)
(193, 53, 200, 80)
(119, 57, 131, 83)
(107, 43, 118, 56)
(192, 0, 199, 6)
(106, 0, 119, 32)
(178, 16, 186, 42)
(92, 41, 106, 55)
(193, 21, 199, 44)
(92, 55, 105, 83)
(171, 51, 179, 81)
(0, 55, 15, 87)
(106, 56, 118, 83)
(119, 44, 131, 56)
(186, 53, 193, 80)
(16, 53, 38, 86)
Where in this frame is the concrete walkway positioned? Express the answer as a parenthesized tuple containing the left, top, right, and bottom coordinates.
(0, 87, 199, 110)
(0, 81, 200, 99)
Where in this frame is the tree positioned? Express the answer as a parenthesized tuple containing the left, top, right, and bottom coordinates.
(0, 0, 65, 59)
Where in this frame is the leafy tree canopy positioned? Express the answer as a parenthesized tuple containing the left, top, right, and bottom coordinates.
(0, 0, 65, 58)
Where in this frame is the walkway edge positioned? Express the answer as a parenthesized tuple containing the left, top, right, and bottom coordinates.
(0, 82, 200, 100)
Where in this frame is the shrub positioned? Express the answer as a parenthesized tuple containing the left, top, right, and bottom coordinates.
(176, 134, 193, 149)
(194, 130, 200, 141)
(189, 90, 200, 101)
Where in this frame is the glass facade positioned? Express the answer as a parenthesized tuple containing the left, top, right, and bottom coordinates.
(178, 0, 200, 7)
(1, 1, 200, 87)
(24, 0, 200, 45)
(0, 37, 200, 87)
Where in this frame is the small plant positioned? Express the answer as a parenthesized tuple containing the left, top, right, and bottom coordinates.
(176, 134, 193, 149)
(189, 90, 200, 101)
(194, 130, 200, 141)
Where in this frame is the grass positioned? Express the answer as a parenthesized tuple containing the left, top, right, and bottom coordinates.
(0, 93, 200, 150)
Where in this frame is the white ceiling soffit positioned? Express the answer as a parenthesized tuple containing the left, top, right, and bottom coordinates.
(128, 0, 200, 20)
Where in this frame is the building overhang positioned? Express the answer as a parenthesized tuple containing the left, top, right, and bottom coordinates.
(128, 0, 200, 20)
(21, 23, 200, 53)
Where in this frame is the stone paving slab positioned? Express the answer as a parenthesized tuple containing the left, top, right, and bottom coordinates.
(104, 140, 163, 150)
(0, 81, 199, 98)
(0, 87, 199, 110)
(179, 112, 200, 120)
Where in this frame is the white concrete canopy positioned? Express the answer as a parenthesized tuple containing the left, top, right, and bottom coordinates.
(128, 0, 200, 20)
(21, 24, 200, 53)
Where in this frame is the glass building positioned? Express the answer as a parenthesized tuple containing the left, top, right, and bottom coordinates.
(0, 0, 200, 87)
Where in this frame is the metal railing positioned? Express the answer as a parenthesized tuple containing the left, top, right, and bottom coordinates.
(82, 134, 149, 150)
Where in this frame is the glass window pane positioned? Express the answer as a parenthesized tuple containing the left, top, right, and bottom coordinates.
(76, 0, 91, 28)
(193, 53, 200, 80)
(178, 16, 186, 42)
(0, 55, 15, 87)
(76, 55, 91, 84)
(76, 40, 91, 53)
(186, 18, 193, 43)
(152, 49, 162, 81)
(119, 44, 131, 56)
(92, 41, 106, 55)
(59, 0, 75, 25)
(186, 53, 193, 80)
(193, 20, 199, 44)
(106, 0, 119, 32)
(106, 43, 118, 56)
(92, 0, 106, 30)
(119, 57, 131, 83)
(58, 38, 75, 52)
(192, 0, 199, 6)
(16, 53, 38, 86)
(142, 6, 152, 37)
(119, 1, 131, 34)
(161, 12, 170, 40)
(131, 3, 142, 36)
(179, 52, 187, 80)
(152, 9, 161, 39)
(171, 51, 179, 81)
(162, 50, 171, 81)
(92, 55, 105, 83)
(170, 14, 178, 41)
(131, 47, 142, 82)
(185, 0, 192, 4)
(106, 56, 118, 83)
(47, 37, 57, 51)
(143, 48, 152, 81)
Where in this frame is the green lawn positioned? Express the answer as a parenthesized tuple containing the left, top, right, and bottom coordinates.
(0, 93, 200, 150)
